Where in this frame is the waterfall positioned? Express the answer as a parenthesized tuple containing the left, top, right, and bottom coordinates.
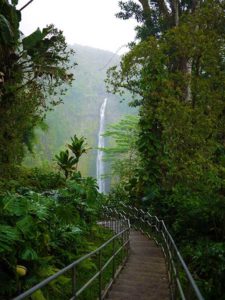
(96, 98, 108, 193)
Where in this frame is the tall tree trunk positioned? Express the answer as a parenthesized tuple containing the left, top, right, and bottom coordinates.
(139, 0, 151, 18)
(172, 0, 179, 26)
(186, 58, 193, 103)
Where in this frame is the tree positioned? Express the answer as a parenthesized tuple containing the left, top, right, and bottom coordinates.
(102, 114, 143, 203)
(103, 115, 139, 180)
(110, 0, 225, 198)
(0, 0, 75, 176)
(110, 0, 225, 199)
(117, 0, 206, 39)
(107, 1, 225, 297)
(117, 0, 212, 102)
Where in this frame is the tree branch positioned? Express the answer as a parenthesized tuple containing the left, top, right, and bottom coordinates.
(138, 0, 152, 17)
(19, 0, 34, 11)
(157, 0, 170, 18)
(171, 0, 179, 26)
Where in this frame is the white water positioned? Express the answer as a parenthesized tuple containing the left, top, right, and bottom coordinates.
(96, 98, 108, 193)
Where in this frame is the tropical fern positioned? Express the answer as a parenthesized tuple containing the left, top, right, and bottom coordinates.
(0, 225, 20, 252)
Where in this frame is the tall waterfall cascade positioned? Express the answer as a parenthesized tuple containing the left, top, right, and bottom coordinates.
(96, 98, 108, 193)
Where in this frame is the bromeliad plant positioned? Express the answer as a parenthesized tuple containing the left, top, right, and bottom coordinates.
(55, 135, 89, 178)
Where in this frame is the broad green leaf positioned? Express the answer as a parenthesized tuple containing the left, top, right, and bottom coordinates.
(16, 215, 35, 235)
(0, 225, 20, 253)
(22, 28, 45, 51)
(31, 290, 46, 300)
(21, 247, 38, 261)
(3, 195, 28, 216)
(12, 0, 19, 5)
(0, 14, 13, 44)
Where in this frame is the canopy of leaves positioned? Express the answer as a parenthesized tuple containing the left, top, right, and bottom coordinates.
(102, 115, 140, 186)
(0, 1, 75, 175)
(108, 1, 225, 298)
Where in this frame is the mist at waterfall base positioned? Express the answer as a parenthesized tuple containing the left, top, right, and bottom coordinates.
(96, 98, 108, 194)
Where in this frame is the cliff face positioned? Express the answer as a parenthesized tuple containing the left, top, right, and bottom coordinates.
(24, 44, 136, 177)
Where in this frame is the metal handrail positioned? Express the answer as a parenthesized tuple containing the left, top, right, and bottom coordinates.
(116, 203, 204, 300)
(13, 212, 130, 300)
(13, 203, 203, 300)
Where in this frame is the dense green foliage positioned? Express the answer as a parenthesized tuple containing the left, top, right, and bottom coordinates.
(0, 2, 127, 299)
(102, 115, 140, 190)
(1, 0, 224, 299)
(106, 0, 225, 298)
(0, 171, 107, 299)
(0, 135, 111, 299)
(0, 0, 74, 176)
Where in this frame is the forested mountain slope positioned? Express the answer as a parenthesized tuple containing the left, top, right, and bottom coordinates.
(24, 44, 136, 176)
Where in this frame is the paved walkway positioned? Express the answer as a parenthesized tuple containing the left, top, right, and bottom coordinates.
(107, 230, 170, 300)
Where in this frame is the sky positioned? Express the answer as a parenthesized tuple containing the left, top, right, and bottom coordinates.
(19, 0, 138, 54)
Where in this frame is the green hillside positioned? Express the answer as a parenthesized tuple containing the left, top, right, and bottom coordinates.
(24, 44, 136, 177)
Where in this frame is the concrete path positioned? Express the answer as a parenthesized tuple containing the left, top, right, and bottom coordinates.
(106, 230, 170, 300)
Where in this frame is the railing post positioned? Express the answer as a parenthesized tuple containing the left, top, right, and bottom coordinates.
(187, 281, 193, 300)
(112, 238, 115, 279)
(72, 266, 76, 299)
(122, 229, 125, 263)
(98, 250, 102, 300)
